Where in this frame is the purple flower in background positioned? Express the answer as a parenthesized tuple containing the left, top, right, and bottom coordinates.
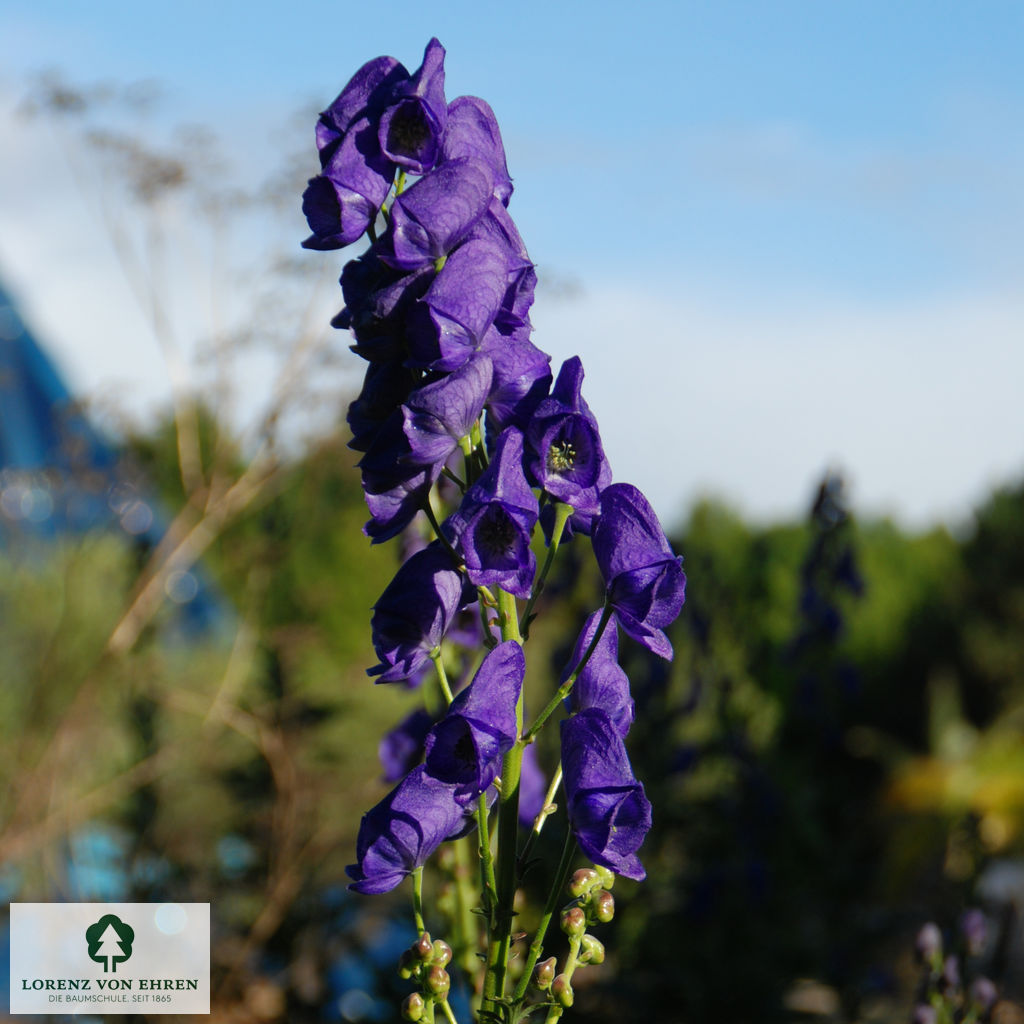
(346, 765, 473, 894)
(368, 543, 471, 682)
(402, 354, 493, 468)
(442, 96, 513, 206)
(560, 708, 652, 881)
(444, 428, 539, 597)
(526, 357, 611, 518)
(518, 742, 547, 826)
(382, 158, 493, 270)
(378, 38, 448, 174)
(379, 708, 434, 782)
(592, 484, 686, 660)
(564, 611, 634, 737)
(424, 641, 524, 803)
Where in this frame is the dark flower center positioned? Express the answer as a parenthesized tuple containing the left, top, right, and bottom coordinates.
(454, 731, 476, 768)
(386, 102, 430, 156)
(548, 438, 576, 473)
(478, 506, 517, 556)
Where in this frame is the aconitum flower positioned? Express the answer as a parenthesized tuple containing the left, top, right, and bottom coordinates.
(368, 543, 471, 682)
(525, 356, 611, 519)
(346, 765, 473, 894)
(382, 158, 493, 271)
(377, 38, 448, 174)
(423, 641, 524, 803)
(444, 428, 539, 598)
(480, 331, 551, 434)
(564, 611, 634, 737)
(560, 708, 652, 881)
(442, 96, 513, 206)
(402, 354, 493, 469)
(592, 483, 686, 660)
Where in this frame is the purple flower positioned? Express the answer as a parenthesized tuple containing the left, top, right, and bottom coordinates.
(969, 977, 998, 1012)
(368, 543, 472, 682)
(442, 96, 513, 206)
(406, 239, 511, 371)
(302, 118, 395, 250)
(525, 357, 611, 518)
(346, 765, 473, 894)
(402, 354, 493, 469)
(377, 38, 448, 174)
(560, 708, 652, 881)
(315, 55, 408, 163)
(480, 329, 551, 434)
(382, 158, 492, 271)
(518, 742, 547, 826)
(347, 360, 419, 453)
(592, 484, 685, 660)
(424, 640, 524, 803)
(379, 709, 434, 782)
(564, 612, 634, 737)
(444, 428, 539, 598)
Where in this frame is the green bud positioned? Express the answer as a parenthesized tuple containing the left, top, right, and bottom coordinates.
(560, 906, 587, 937)
(594, 866, 615, 890)
(534, 957, 557, 990)
(426, 965, 451, 999)
(569, 868, 601, 897)
(431, 939, 453, 967)
(593, 889, 615, 924)
(398, 949, 416, 979)
(580, 934, 605, 965)
(552, 974, 574, 1008)
(414, 932, 434, 961)
(401, 992, 425, 1022)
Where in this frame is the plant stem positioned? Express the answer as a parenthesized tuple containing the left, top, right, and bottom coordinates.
(512, 826, 577, 1005)
(517, 765, 563, 871)
(430, 647, 454, 705)
(520, 502, 572, 639)
(412, 867, 426, 935)
(523, 598, 613, 744)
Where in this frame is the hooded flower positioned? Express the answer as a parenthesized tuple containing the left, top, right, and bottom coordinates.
(379, 708, 434, 782)
(402, 354, 493, 470)
(525, 356, 611, 520)
(346, 765, 473, 894)
(591, 484, 686, 660)
(444, 428, 539, 598)
(377, 38, 448, 174)
(560, 708, 652, 881)
(368, 543, 472, 682)
(564, 611, 634, 737)
(423, 640, 524, 803)
(442, 95, 513, 206)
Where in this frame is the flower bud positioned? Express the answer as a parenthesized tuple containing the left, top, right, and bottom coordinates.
(594, 865, 615, 890)
(592, 889, 615, 924)
(961, 908, 987, 957)
(560, 906, 586, 937)
(398, 949, 415, 979)
(431, 939, 453, 967)
(552, 974, 574, 1008)
(401, 992, 425, 1022)
(533, 957, 556, 990)
(912, 1005, 937, 1024)
(569, 868, 600, 897)
(580, 934, 605, 965)
(414, 932, 434, 961)
(426, 965, 450, 999)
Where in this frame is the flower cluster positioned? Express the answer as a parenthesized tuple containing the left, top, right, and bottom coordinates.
(303, 38, 686, 1016)
(912, 915, 999, 1024)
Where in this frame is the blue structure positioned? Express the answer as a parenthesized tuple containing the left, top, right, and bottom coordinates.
(0, 276, 226, 635)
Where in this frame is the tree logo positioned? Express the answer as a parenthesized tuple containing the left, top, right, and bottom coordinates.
(85, 914, 135, 973)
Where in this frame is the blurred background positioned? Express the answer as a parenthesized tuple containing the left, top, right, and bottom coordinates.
(1, 2, 1023, 1021)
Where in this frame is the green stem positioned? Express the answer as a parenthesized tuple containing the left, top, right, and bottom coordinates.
(430, 647, 454, 705)
(523, 598, 613, 744)
(517, 765, 563, 871)
(439, 1000, 458, 1024)
(422, 499, 463, 566)
(476, 792, 498, 907)
(412, 867, 426, 935)
(512, 828, 577, 1005)
(520, 502, 572, 639)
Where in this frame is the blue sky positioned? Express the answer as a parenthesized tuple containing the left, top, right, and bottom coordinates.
(1, 2, 1022, 527)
